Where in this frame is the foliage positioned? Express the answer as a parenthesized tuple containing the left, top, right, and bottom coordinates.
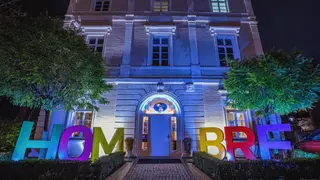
(193, 151, 320, 179)
(92, 152, 125, 179)
(0, 15, 112, 112)
(0, 160, 94, 180)
(292, 149, 320, 159)
(0, 0, 22, 16)
(0, 117, 22, 152)
(224, 51, 320, 119)
(0, 152, 125, 180)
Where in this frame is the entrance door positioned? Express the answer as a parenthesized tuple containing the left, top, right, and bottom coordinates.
(150, 115, 170, 156)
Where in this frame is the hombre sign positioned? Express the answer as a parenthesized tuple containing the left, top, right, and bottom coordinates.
(12, 121, 291, 161)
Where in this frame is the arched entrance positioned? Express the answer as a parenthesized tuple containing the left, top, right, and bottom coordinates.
(136, 94, 183, 157)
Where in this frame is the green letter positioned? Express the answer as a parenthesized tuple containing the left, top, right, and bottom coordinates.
(91, 127, 124, 162)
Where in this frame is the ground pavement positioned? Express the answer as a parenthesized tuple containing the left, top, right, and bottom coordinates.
(123, 159, 196, 180)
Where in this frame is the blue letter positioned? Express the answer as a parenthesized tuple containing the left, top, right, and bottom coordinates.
(257, 124, 292, 160)
(12, 121, 63, 161)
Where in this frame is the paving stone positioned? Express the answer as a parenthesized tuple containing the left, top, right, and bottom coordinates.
(124, 163, 196, 180)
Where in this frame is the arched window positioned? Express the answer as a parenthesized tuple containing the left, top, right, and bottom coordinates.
(141, 97, 178, 114)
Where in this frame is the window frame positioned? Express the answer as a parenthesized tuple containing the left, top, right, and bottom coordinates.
(214, 34, 240, 67)
(69, 110, 95, 138)
(148, 33, 173, 67)
(153, 0, 169, 12)
(86, 35, 105, 53)
(224, 107, 249, 140)
(151, 35, 170, 66)
(210, 0, 229, 13)
(93, 0, 111, 12)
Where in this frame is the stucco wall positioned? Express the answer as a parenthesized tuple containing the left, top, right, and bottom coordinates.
(105, 22, 125, 66)
(90, 83, 225, 154)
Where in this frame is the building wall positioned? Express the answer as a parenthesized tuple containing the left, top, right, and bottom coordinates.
(56, 0, 266, 158)
(68, 0, 247, 13)
(90, 83, 225, 155)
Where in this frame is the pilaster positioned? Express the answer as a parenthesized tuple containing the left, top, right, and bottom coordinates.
(187, 15, 201, 77)
(120, 15, 134, 77)
(246, 21, 264, 55)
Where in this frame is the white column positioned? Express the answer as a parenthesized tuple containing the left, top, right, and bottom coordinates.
(120, 15, 134, 77)
(187, 15, 201, 77)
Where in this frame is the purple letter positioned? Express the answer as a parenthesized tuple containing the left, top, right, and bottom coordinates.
(58, 126, 93, 161)
(257, 124, 292, 160)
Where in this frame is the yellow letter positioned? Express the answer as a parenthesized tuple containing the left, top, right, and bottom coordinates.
(91, 127, 124, 162)
(200, 127, 226, 159)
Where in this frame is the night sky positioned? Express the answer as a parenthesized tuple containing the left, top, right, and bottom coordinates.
(21, 0, 320, 61)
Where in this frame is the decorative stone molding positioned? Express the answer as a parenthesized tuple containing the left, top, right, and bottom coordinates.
(185, 82, 195, 92)
(209, 26, 240, 36)
(157, 82, 165, 92)
(144, 25, 177, 35)
(81, 26, 112, 36)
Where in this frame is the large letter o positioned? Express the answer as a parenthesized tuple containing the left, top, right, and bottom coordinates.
(58, 126, 93, 161)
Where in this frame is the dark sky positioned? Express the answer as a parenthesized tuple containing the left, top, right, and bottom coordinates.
(22, 0, 320, 60)
(252, 0, 320, 60)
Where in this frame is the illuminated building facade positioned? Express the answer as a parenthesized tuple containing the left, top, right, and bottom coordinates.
(49, 0, 274, 158)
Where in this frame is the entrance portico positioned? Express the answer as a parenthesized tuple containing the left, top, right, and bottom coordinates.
(135, 94, 183, 158)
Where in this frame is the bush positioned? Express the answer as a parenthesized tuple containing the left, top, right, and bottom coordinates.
(0, 118, 22, 153)
(0, 160, 93, 180)
(193, 151, 320, 180)
(0, 152, 125, 180)
(92, 152, 125, 179)
(291, 149, 320, 159)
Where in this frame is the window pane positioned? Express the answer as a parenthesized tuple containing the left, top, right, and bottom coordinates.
(161, 53, 168, 59)
(227, 54, 234, 60)
(162, 47, 169, 53)
(162, 60, 169, 66)
(217, 39, 224, 45)
(97, 39, 104, 44)
(152, 60, 160, 66)
(152, 53, 160, 59)
(89, 47, 95, 52)
(73, 112, 84, 137)
(226, 47, 233, 54)
(102, 1, 109, 11)
(218, 47, 225, 53)
(219, 2, 226, 7)
(220, 60, 227, 67)
(162, 38, 169, 45)
(153, 37, 160, 44)
(171, 117, 177, 150)
(89, 38, 96, 44)
(96, 47, 103, 52)
(153, 46, 160, 52)
(219, 54, 226, 60)
(225, 39, 232, 45)
(84, 113, 93, 128)
(95, 2, 102, 11)
(142, 117, 149, 150)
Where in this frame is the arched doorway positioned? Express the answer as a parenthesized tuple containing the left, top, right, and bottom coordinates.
(136, 94, 183, 157)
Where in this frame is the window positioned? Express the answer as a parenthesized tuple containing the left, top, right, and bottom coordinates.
(88, 37, 104, 53)
(94, 0, 110, 11)
(211, 0, 228, 12)
(154, 0, 169, 12)
(142, 116, 149, 151)
(72, 111, 93, 137)
(217, 37, 234, 67)
(171, 117, 177, 150)
(152, 36, 170, 66)
(225, 107, 247, 139)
